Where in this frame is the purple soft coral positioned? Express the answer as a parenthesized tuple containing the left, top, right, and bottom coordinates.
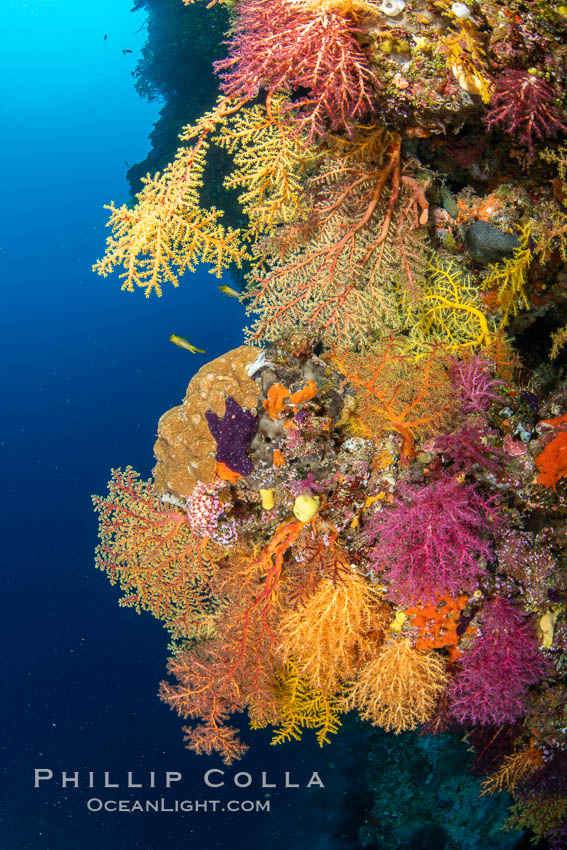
(449, 355, 503, 415)
(367, 478, 496, 605)
(433, 424, 503, 474)
(450, 597, 549, 726)
(206, 396, 257, 476)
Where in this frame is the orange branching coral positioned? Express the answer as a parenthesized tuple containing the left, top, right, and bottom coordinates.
(344, 637, 449, 733)
(328, 337, 457, 462)
(160, 519, 307, 763)
(404, 593, 468, 660)
(92, 467, 219, 638)
(536, 431, 567, 490)
(278, 554, 389, 692)
(245, 139, 432, 347)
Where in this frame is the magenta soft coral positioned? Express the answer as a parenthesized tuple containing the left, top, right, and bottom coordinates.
(214, 0, 376, 141)
(450, 597, 549, 725)
(366, 478, 496, 605)
(449, 355, 503, 415)
(484, 70, 567, 155)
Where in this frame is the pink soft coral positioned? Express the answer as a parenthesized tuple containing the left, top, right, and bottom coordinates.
(214, 0, 376, 141)
(449, 355, 503, 415)
(484, 70, 567, 155)
(366, 478, 496, 605)
(450, 597, 549, 725)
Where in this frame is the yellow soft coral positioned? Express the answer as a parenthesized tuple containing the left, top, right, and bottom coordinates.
(482, 224, 532, 322)
(214, 95, 319, 240)
(344, 637, 448, 732)
(93, 100, 248, 296)
(252, 661, 343, 746)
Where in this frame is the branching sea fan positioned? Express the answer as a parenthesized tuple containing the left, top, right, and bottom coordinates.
(214, 0, 377, 140)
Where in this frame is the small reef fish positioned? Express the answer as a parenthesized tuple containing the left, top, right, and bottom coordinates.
(170, 334, 205, 353)
(218, 284, 241, 298)
(122, 48, 133, 54)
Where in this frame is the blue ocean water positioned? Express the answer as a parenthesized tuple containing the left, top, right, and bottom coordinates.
(1, 2, 363, 848)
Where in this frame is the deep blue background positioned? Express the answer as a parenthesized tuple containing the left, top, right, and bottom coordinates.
(0, 2, 349, 847)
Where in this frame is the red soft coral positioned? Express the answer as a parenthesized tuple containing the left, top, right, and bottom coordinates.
(450, 597, 549, 726)
(366, 478, 497, 605)
(214, 0, 376, 141)
(484, 70, 567, 155)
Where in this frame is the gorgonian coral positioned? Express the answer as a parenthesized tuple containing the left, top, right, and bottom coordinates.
(214, 0, 376, 140)
(366, 477, 497, 605)
(484, 70, 567, 156)
(450, 597, 549, 726)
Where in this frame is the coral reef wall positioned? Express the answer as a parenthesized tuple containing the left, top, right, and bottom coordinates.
(93, 0, 567, 845)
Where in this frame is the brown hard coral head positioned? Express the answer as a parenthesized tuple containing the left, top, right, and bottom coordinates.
(153, 346, 261, 501)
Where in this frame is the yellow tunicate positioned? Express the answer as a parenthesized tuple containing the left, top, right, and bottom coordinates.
(379, 39, 410, 54)
(539, 610, 558, 648)
(413, 37, 431, 52)
(389, 611, 407, 632)
(260, 488, 275, 510)
(293, 494, 320, 522)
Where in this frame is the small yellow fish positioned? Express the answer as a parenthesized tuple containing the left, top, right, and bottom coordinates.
(170, 334, 205, 354)
(217, 284, 241, 298)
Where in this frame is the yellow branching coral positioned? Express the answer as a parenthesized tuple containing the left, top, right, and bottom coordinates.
(328, 338, 457, 461)
(93, 101, 248, 296)
(326, 125, 397, 165)
(344, 637, 448, 733)
(405, 255, 494, 355)
(550, 322, 567, 360)
(482, 224, 532, 321)
(214, 95, 319, 239)
(537, 145, 567, 263)
(480, 745, 542, 796)
(252, 660, 343, 746)
(277, 562, 389, 693)
(541, 143, 567, 182)
(299, 0, 383, 16)
(504, 795, 567, 843)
